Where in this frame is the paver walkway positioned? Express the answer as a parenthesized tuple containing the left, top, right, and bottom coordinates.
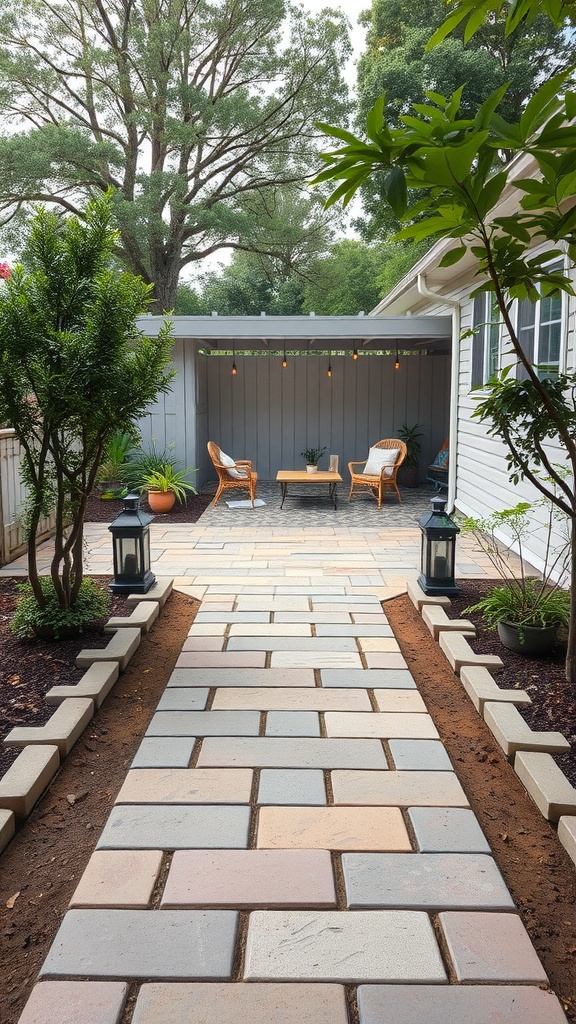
(12, 519, 567, 1024)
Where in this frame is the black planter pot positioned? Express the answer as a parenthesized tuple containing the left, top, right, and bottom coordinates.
(497, 620, 559, 656)
(397, 465, 419, 488)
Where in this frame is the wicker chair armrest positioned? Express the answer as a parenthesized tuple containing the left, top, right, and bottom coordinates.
(348, 460, 367, 472)
(234, 459, 252, 471)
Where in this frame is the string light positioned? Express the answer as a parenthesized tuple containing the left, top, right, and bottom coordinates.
(394, 346, 400, 370)
(282, 348, 287, 368)
(352, 346, 358, 361)
(232, 340, 237, 376)
(327, 353, 332, 378)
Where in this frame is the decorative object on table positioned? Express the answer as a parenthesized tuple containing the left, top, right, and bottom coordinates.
(207, 441, 258, 507)
(348, 439, 406, 507)
(109, 493, 155, 594)
(301, 446, 327, 473)
(396, 422, 423, 488)
(418, 494, 461, 596)
(462, 502, 570, 655)
(329, 454, 339, 474)
(140, 462, 197, 513)
(427, 439, 449, 492)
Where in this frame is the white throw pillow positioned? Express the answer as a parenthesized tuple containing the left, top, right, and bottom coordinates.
(219, 449, 247, 479)
(363, 447, 400, 477)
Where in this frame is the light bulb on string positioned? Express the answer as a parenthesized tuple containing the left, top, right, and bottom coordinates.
(353, 346, 358, 361)
(232, 341, 237, 376)
(394, 346, 400, 370)
(327, 355, 332, 378)
(282, 348, 287, 368)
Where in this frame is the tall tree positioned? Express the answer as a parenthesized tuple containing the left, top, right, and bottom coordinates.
(301, 239, 384, 316)
(0, 195, 174, 627)
(354, 0, 570, 241)
(0, 0, 351, 311)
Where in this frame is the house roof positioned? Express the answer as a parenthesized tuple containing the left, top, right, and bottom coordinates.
(137, 314, 452, 353)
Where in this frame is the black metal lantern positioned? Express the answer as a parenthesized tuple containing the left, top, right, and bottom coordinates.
(418, 495, 461, 596)
(108, 493, 155, 594)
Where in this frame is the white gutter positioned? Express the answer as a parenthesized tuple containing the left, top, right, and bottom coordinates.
(417, 274, 460, 512)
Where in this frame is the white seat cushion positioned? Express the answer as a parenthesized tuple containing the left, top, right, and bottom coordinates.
(219, 450, 247, 479)
(363, 447, 400, 477)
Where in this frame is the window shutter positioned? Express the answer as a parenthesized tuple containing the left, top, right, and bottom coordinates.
(471, 295, 486, 387)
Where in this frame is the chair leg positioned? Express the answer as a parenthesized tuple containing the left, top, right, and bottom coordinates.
(348, 480, 355, 503)
(213, 482, 224, 508)
(250, 478, 255, 507)
(394, 481, 402, 503)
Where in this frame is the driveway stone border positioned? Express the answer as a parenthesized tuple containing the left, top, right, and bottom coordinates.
(0, 586, 171, 856)
(409, 579, 576, 866)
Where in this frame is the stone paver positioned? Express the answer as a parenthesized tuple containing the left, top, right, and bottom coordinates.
(176, 652, 266, 668)
(145, 711, 260, 736)
(332, 770, 468, 806)
(18, 982, 128, 1024)
(97, 805, 250, 849)
(227, 636, 357, 651)
(270, 652, 363, 668)
(316, 624, 394, 637)
(212, 688, 371, 710)
(162, 850, 336, 906)
(197, 737, 387, 769)
(257, 806, 411, 851)
(41, 909, 238, 979)
(388, 740, 452, 771)
(372, 690, 427, 713)
(132, 983, 349, 1024)
(356, 985, 568, 1024)
(0, 808, 15, 853)
(258, 769, 327, 805)
(439, 911, 548, 982)
(266, 712, 320, 736)
(342, 853, 514, 909)
(167, 668, 316, 687)
(324, 711, 438, 739)
(155, 689, 209, 711)
(115, 768, 253, 804)
(244, 910, 446, 982)
(69, 850, 163, 908)
(321, 669, 416, 688)
(131, 738, 195, 768)
(408, 807, 491, 853)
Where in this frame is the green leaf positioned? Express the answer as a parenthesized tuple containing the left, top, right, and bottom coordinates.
(439, 245, 468, 267)
(426, 7, 470, 49)
(384, 166, 407, 217)
(520, 73, 569, 140)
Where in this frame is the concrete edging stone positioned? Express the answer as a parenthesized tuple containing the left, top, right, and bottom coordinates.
(409, 580, 576, 865)
(0, 579, 174, 856)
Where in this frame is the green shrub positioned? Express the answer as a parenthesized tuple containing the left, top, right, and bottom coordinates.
(12, 577, 111, 639)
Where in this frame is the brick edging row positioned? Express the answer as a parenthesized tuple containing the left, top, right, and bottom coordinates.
(0, 579, 174, 856)
(407, 580, 576, 869)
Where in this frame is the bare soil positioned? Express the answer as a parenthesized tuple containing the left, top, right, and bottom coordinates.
(0, 584, 575, 1023)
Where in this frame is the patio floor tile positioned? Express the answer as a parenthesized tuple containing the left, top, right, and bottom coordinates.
(356, 986, 568, 1024)
(227, 637, 357, 651)
(408, 807, 491, 853)
(258, 769, 327, 805)
(97, 805, 250, 849)
(18, 982, 128, 1024)
(342, 853, 514, 910)
(212, 688, 371, 711)
(439, 911, 548, 982)
(388, 740, 453, 771)
(131, 737, 195, 769)
(265, 712, 320, 736)
(115, 769, 253, 804)
(372, 690, 427, 713)
(320, 669, 416, 689)
(175, 652, 266, 668)
(40, 909, 238, 979)
(155, 689, 209, 712)
(243, 910, 446, 982)
(167, 668, 315, 687)
(324, 712, 438, 739)
(131, 983, 348, 1024)
(331, 770, 468, 806)
(145, 711, 260, 736)
(161, 850, 336, 907)
(69, 850, 163, 908)
(196, 737, 388, 769)
(257, 806, 411, 851)
(364, 653, 408, 669)
(270, 652, 363, 669)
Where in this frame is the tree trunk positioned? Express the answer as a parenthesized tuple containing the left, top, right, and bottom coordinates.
(149, 257, 181, 314)
(566, 517, 576, 685)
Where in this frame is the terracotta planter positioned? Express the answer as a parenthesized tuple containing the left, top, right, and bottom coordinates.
(306, 465, 318, 474)
(147, 488, 176, 513)
(497, 620, 559, 656)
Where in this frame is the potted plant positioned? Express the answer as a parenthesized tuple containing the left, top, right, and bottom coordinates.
(301, 446, 326, 474)
(396, 422, 423, 488)
(463, 502, 570, 655)
(96, 429, 135, 496)
(141, 463, 198, 513)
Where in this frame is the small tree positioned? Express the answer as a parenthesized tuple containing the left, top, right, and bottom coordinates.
(311, 10, 576, 682)
(0, 195, 174, 629)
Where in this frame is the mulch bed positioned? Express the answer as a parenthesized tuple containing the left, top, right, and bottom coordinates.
(85, 490, 213, 524)
(449, 579, 576, 786)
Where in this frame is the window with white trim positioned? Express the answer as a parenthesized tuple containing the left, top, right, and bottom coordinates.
(471, 292, 500, 388)
(516, 261, 563, 380)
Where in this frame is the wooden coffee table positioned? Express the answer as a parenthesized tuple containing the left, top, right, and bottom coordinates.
(276, 470, 343, 510)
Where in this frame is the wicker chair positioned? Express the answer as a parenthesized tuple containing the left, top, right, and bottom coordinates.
(348, 439, 407, 508)
(207, 441, 258, 508)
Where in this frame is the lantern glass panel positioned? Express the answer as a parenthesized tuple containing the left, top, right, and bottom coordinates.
(142, 530, 151, 572)
(120, 536, 142, 576)
(430, 539, 452, 579)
